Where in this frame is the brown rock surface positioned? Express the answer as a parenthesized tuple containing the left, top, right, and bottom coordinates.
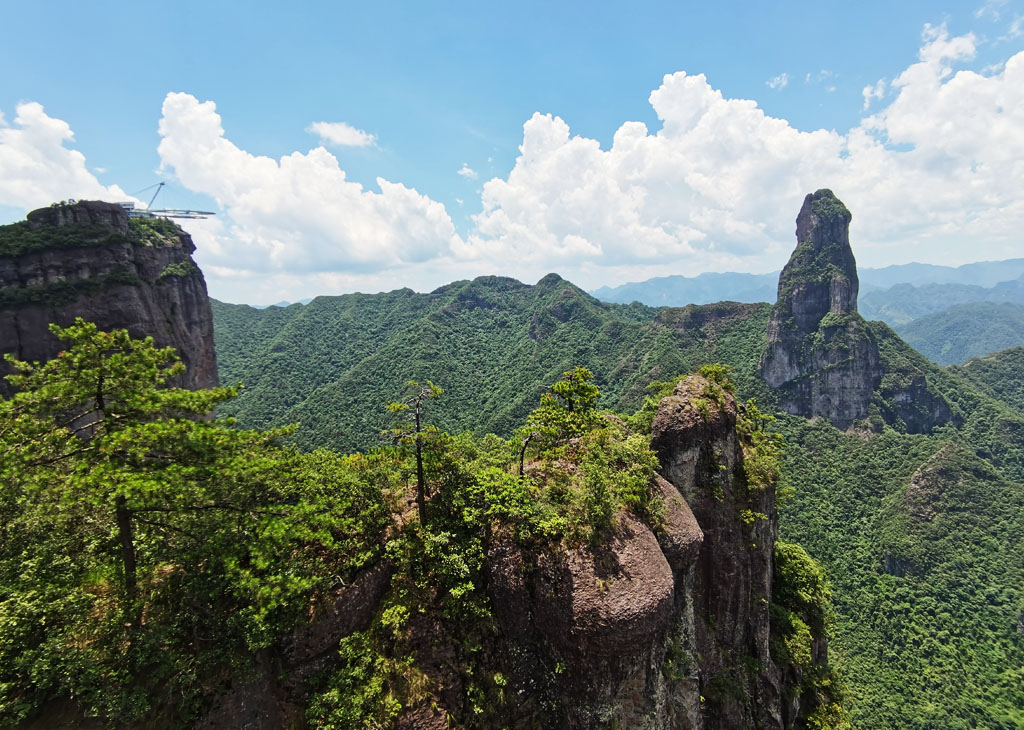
(0, 201, 217, 394)
(759, 190, 881, 427)
(652, 375, 783, 730)
(486, 512, 686, 729)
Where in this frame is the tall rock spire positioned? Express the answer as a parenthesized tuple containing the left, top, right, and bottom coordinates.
(781, 189, 859, 324)
(759, 190, 880, 427)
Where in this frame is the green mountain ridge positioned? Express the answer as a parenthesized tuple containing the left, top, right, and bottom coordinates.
(213, 275, 771, 452)
(895, 301, 1024, 366)
(212, 270, 1024, 730)
(951, 346, 1024, 413)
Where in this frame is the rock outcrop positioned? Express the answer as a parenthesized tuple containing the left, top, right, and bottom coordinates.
(759, 190, 881, 427)
(474, 375, 820, 729)
(191, 375, 828, 730)
(0, 201, 217, 394)
(651, 376, 783, 729)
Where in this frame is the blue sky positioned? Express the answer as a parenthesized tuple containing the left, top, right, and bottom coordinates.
(1, 1, 1022, 303)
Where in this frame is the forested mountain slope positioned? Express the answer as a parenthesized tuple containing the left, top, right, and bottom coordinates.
(211, 195, 1024, 730)
(776, 365, 1024, 730)
(895, 301, 1024, 365)
(212, 277, 1024, 730)
(950, 346, 1024, 413)
(213, 276, 770, 452)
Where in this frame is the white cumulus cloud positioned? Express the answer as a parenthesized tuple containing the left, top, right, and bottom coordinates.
(6, 21, 1024, 303)
(457, 163, 478, 179)
(0, 102, 131, 209)
(469, 23, 1024, 284)
(766, 73, 790, 90)
(308, 120, 377, 147)
(157, 93, 465, 276)
(862, 79, 887, 109)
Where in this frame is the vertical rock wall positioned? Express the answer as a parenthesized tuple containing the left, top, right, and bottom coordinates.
(759, 190, 881, 428)
(0, 201, 217, 394)
(651, 376, 783, 730)
(479, 374, 818, 729)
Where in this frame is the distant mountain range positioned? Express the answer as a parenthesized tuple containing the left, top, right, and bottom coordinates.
(858, 275, 1024, 325)
(254, 259, 1024, 366)
(588, 259, 1024, 364)
(589, 258, 1024, 307)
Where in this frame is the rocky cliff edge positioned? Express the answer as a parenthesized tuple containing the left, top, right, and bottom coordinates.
(0, 200, 217, 394)
(193, 375, 834, 729)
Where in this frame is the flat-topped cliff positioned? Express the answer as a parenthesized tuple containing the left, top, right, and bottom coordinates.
(0, 200, 217, 394)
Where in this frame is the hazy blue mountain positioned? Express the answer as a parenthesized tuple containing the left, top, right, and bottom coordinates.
(858, 258, 1024, 290)
(859, 275, 1024, 326)
(589, 258, 1024, 307)
(589, 271, 778, 306)
(895, 301, 1024, 365)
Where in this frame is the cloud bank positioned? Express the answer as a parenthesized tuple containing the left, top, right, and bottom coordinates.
(0, 102, 131, 208)
(469, 24, 1024, 282)
(1, 24, 1022, 302)
(156, 92, 466, 278)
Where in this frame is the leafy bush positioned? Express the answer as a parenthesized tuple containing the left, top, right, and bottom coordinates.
(0, 321, 392, 725)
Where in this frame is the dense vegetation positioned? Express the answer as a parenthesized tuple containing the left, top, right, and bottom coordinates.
(5, 266, 1023, 727)
(0, 212, 181, 258)
(212, 276, 1024, 729)
(307, 367, 678, 728)
(0, 321, 393, 725)
(211, 276, 771, 453)
(0, 220, 133, 258)
(895, 301, 1024, 365)
(951, 346, 1024, 413)
(5, 323, 813, 727)
(778, 418, 1024, 729)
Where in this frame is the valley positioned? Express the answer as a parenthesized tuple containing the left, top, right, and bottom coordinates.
(1, 195, 1022, 729)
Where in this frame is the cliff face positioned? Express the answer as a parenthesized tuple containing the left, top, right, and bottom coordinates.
(450, 375, 818, 729)
(650, 376, 783, 729)
(759, 190, 956, 433)
(428, 376, 826, 729)
(0, 201, 217, 394)
(188, 375, 829, 730)
(759, 190, 881, 428)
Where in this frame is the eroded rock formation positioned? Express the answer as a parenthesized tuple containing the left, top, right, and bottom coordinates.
(760, 189, 957, 433)
(0, 201, 217, 394)
(650, 376, 782, 730)
(191, 375, 827, 729)
(759, 189, 882, 427)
